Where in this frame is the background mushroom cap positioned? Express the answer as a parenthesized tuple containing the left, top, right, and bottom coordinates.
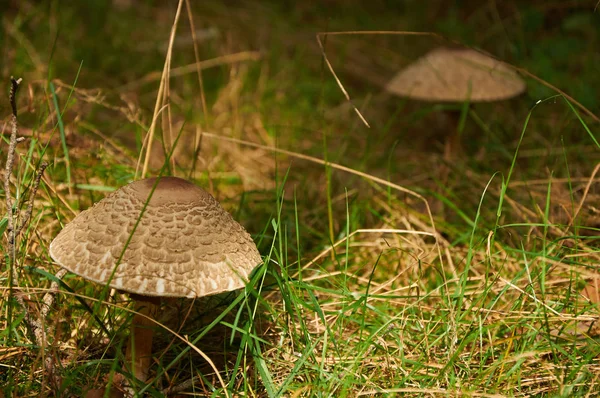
(49, 177, 262, 298)
(386, 47, 526, 102)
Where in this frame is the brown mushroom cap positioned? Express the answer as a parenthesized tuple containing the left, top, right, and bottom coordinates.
(386, 47, 526, 102)
(49, 177, 262, 298)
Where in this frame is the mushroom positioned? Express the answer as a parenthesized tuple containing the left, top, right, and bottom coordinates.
(49, 176, 262, 389)
(386, 47, 526, 159)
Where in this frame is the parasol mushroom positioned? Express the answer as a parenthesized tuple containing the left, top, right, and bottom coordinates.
(49, 176, 262, 390)
(386, 47, 526, 159)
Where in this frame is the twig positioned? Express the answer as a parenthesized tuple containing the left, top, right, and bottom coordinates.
(3, 77, 61, 387)
(4, 77, 22, 245)
(5, 78, 27, 325)
(15, 161, 48, 236)
(40, 268, 68, 320)
(162, 375, 200, 394)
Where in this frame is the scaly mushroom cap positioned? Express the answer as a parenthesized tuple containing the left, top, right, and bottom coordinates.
(386, 47, 526, 102)
(49, 177, 262, 298)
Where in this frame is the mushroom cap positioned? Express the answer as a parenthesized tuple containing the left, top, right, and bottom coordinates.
(386, 47, 526, 102)
(49, 177, 262, 298)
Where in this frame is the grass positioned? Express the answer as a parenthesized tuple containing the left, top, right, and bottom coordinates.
(2, 0, 600, 396)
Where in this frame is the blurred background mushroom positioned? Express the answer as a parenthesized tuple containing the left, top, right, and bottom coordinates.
(49, 176, 263, 394)
(386, 47, 526, 159)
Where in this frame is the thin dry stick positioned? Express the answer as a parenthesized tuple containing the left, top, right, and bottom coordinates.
(15, 161, 48, 235)
(162, 375, 200, 395)
(40, 268, 67, 320)
(138, 0, 185, 179)
(3, 77, 61, 386)
(4, 77, 22, 246)
(3, 78, 34, 346)
(316, 31, 448, 129)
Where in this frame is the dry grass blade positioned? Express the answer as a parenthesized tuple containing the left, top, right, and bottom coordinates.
(121, 51, 262, 91)
(200, 131, 441, 251)
(570, 162, 600, 228)
(185, 0, 210, 179)
(299, 227, 434, 276)
(138, 0, 185, 179)
(316, 30, 448, 129)
(357, 388, 507, 397)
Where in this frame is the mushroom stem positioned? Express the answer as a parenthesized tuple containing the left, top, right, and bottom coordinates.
(126, 298, 158, 384)
(443, 109, 465, 161)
